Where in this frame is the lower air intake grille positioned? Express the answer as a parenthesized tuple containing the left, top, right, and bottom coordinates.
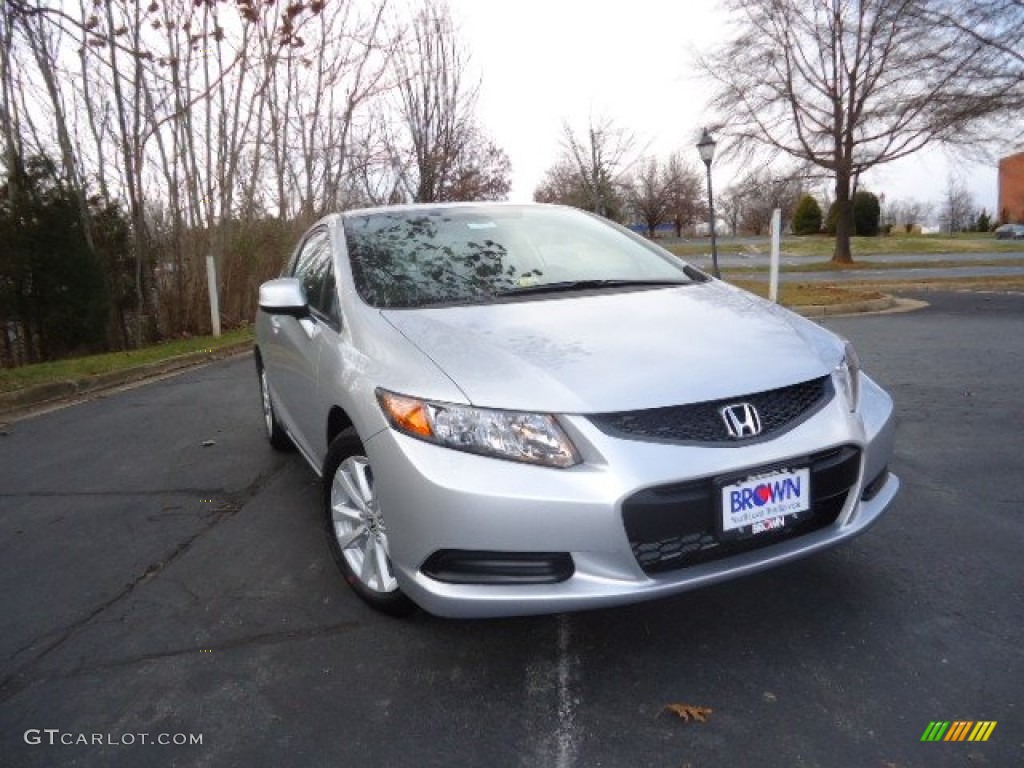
(622, 445, 861, 574)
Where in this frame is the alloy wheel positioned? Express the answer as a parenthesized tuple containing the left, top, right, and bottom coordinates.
(329, 455, 398, 594)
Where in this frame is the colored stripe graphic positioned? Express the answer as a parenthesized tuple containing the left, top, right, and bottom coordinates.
(944, 721, 972, 741)
(921, 721, 949, 741)
(921, 720, 996, 742)
(969, 722, 997, 742)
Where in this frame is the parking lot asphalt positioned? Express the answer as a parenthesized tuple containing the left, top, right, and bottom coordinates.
(1, 290, 1021, 767)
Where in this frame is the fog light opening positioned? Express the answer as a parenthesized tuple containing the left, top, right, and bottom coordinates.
(421, 550, 574, 585)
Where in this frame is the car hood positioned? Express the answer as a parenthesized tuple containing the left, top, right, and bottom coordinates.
(380, 283, 839, 413)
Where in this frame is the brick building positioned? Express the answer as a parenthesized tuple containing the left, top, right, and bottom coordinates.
(998, 151, 1024, 223)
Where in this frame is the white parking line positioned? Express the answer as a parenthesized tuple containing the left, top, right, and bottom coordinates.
(521, 614, 580, 768)
(555, 614, 579, 768)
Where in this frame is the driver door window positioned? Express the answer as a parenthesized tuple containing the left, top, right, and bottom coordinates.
(292, 228, 340, 331)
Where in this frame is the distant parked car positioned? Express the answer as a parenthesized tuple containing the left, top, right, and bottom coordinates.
(255, 203, 898, 618)
(994, 223, 1024, 240)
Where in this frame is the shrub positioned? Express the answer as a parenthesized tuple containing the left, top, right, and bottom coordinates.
(853, 191, 881, 236)
(791, 195, 823, 235)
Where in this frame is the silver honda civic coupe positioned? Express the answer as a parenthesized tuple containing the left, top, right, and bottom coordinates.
(254, 203, 898, 618)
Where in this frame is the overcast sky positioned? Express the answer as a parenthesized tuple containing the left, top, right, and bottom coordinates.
(445, 0, 1009, 219)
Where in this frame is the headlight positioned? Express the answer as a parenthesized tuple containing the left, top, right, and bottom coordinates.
(376, 390, 580, 468)
(835, 340, 861, 412)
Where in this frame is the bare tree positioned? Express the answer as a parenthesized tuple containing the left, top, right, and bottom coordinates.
(2, 0, 519, 356)
(923, 1, 1024, 141)
(662, 152, 703, 237)
(626, 157, 669, 238)
(885, 198, 930, 233)
(561, 118, 635, 219)
(702, 0, 1024, 263)
(534, 118, 635, 221)
(385, 0, 508, 204)
(533, 158, 591, 210)
(0, 3, 26, 204)
(441, 126, 511, 201)
(939, 175, 976, 234)
(718, 189, 742, 237)
(721, 166, 804, 236)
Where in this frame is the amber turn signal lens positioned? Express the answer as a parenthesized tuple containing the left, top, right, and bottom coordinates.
(378, 392, 433, 438)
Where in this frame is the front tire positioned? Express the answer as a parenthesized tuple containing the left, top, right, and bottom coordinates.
(257, 360, 292, 451)
(322, 428, 415, 617)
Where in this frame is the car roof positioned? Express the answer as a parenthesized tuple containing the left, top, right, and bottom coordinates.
(337, 201, 566, 219)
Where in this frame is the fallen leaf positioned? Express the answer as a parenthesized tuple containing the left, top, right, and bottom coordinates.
(663, 704, 713, 723)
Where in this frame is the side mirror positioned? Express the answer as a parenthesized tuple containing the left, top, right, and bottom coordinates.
(258, 277, 310, 317)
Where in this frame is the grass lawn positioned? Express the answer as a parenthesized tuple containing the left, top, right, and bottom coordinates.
(667, 234, 1024, 259)
(829, 275, 1024, 293)
(721, 257, 1024, 275)
(730, 281, 885, 306)
(0, 326, 253, 394)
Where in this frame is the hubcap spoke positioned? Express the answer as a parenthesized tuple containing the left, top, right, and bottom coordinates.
(335, 524, 368, 551)
(373, 540, 392, 589)
(359, 536, 376, 585)
(346, 457, 374, 507)
(333, 465, 369, 514)
(331, 502, 363, 525)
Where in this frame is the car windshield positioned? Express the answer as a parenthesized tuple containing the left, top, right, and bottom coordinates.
(343, 205, 694, 308)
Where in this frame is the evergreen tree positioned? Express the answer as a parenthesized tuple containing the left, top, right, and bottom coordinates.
(853, 191, 881, 236)
(792, 195, 823, 235)
(0, 155, 110, 361)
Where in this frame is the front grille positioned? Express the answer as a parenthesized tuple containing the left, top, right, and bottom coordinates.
(589, 376, 831, 444)
(622, 445, 861, 574)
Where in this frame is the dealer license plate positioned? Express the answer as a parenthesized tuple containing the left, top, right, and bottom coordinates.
(719, 467, 811, 536)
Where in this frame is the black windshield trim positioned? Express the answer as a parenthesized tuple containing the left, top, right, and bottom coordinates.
(379, 281, 695, 309)
(492, 279, 692, 298)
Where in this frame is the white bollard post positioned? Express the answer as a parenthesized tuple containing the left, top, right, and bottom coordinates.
(206, 254, 221, 338)
(769, 208, 781, 303)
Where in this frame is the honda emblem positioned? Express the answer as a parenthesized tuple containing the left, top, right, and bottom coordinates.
(721, 403, 762, 439)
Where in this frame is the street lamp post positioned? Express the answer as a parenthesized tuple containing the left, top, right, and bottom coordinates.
(696, 128, 721, 279)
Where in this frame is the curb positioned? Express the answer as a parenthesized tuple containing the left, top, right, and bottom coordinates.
(793, 295, 896, 317)
(0, 342, 253, 420)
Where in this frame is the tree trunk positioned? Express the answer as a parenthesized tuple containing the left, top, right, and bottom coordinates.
(24, 17, 98, 259)
(0, 5, 23, 206)
(832, 169, 854, 264)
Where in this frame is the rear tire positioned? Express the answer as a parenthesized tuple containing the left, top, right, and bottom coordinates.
(322, 428, 415, 617)
(257, 360, 292, 451)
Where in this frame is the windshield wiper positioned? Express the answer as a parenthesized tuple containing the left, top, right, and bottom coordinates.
(494, 278, 690, 298)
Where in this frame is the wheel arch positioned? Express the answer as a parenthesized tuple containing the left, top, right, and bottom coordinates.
(326, 405, 356, 451)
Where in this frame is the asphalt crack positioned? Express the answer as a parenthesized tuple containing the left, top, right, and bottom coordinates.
(10, 620, 362, 699)
(0, 460, 288, 702)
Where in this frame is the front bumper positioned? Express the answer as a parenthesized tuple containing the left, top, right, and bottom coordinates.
(366, 374, 898, 618)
